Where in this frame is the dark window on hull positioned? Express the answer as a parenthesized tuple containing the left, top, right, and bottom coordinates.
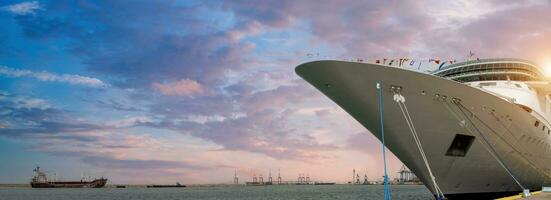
(446, 134, 476, 157)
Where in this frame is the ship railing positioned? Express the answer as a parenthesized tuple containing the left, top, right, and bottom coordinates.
(440, 58, 540, 71)
(445, 70, 539, 81)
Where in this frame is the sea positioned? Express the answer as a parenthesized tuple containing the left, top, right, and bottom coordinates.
(0, 185, 434, 200)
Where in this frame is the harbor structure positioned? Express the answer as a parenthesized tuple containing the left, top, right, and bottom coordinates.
(246, 174, 262, 186)
(246, 171, 269, 186)
(243, 169, 330, 186)
(297, 173, 311, 185)
(277, 169, 282, 184)
(352, 169, 355, 184)
(397, 165, 421, 184)
(234, 169, 239, 185)
(267, 169, 273, 185)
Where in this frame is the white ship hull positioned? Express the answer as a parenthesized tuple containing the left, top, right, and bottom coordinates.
(296, 61, 551, 199)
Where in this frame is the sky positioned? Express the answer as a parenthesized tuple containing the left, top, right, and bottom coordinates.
(1, 0, 551, 185)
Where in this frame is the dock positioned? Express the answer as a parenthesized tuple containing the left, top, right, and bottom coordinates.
(496, 191, 551, 200)
(530, 192, 551, 200)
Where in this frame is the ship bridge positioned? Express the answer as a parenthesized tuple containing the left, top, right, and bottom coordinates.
(432, 58, 546, 83)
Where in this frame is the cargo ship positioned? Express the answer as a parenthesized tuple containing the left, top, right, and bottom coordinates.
(30, 166, 107, 188)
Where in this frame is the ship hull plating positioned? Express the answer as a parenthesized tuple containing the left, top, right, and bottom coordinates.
(296, 61, 551, 199)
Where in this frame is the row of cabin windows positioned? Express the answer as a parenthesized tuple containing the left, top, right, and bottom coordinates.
(476, 82, 531, 91)
(534, 120, 551, 135)
(454, 74, 535, 83)
(439, 65, 538, 75)
(437, 63, 541, 76)
(440, 67, 540, 79)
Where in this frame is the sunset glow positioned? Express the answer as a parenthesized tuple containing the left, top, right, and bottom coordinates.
(544, 62, 551, 77)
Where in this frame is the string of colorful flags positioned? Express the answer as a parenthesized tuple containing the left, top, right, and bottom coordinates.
(305, 53, 470, 71)
(372, 58, 459, 69)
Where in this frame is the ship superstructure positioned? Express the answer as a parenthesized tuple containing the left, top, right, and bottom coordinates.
(296, 58, 551, 199)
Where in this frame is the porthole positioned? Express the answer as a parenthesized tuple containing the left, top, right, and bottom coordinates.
(535, 121, 540, 127)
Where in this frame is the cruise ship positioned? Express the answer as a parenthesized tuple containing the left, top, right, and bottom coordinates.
(296, 58, 551, 199)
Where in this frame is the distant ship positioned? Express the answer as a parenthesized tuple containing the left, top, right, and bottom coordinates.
(314, 182, 336, 185)
(146, 182, 186, 188)
(296, 58, 551, 199)
(30, 166, 107, 188)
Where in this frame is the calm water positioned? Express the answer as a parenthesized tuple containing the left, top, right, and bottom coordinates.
(0, 185, 434, 200)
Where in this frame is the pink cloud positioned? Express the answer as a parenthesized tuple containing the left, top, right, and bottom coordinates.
(152, 79, 204, 96)
(226, 21, 264, 43)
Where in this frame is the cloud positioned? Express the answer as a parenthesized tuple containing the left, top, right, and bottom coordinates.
(6, 3, 297, 163)
(0, 92, 211, 177)
(2, 1, 41, 15)
(421, 2, 551, 62)
(314, 109, 331, 117)
(82, 156, 212, 171)
(149, 81, 335, 161)
(94, 98, 143, 112)
(346, 131, 383, 154)
(11, 96, 51, 110)
(0, 92, 153, 141)
(10, 1, 256, 89)
(152, 79, 204, 96)
(220, 0, 551, 62)
(0, 66, 108, 87)
(106, 116, 156, 128)
(222, 0, 432, 57)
